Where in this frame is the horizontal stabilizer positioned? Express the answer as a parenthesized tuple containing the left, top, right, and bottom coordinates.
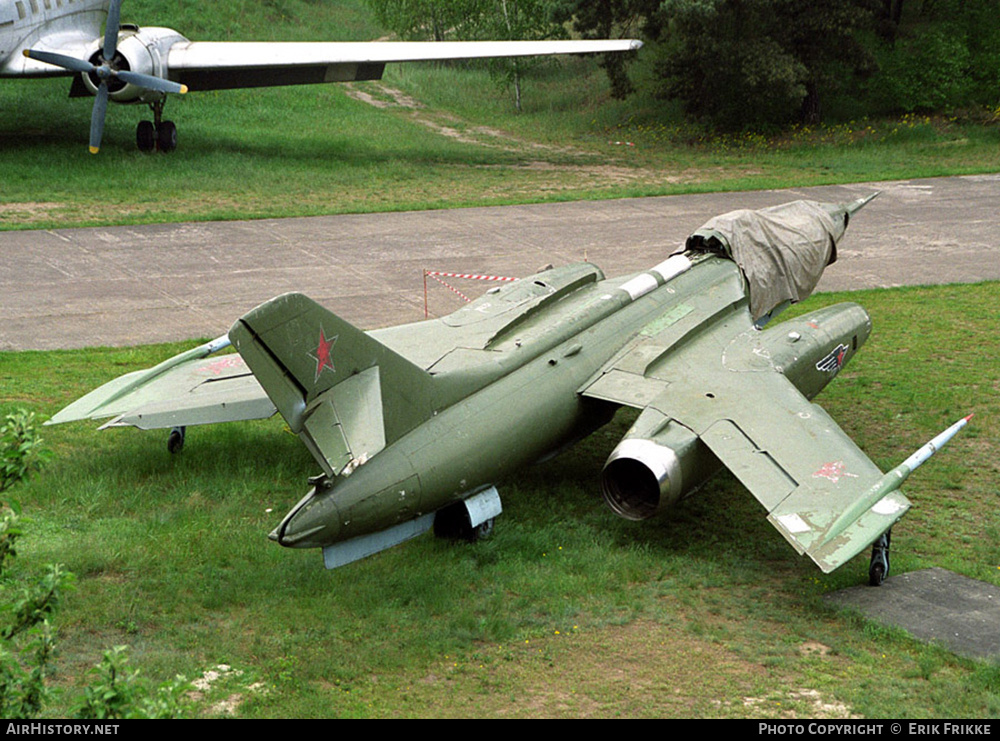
(48, 337, 276, 429)
(99, 375, 274, 430)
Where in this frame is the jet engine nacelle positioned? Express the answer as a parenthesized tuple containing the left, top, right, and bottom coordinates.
(80, 26, 186, 103)
(601, 302, 873, 522)
(601, 420, 718, 521)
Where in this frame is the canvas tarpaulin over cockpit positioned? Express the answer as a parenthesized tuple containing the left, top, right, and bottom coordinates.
(682, 200, 845, 320)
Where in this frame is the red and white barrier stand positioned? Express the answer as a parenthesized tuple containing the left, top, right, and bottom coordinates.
(423, 269, 518, 317)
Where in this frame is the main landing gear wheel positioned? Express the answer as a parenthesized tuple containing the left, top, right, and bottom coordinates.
(470, 517, 495, 541)
(137, 120, 155, 152)
(157, 121, 177, 153)
(433, 502, 495, 542)
(869, 529, 891, 587)
(137, 98, 178, 153)
(137, 120, 177, 153)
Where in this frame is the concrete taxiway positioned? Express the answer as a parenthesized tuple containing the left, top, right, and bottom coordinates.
(826, 568, 1000, 662)
(1, 174, 998, 351)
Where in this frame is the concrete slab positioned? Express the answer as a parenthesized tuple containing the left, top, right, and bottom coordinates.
(825, 567, 1000, 662)
(1, 175, 998, 351)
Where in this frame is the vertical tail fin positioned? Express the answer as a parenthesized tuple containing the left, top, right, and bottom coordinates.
(229, 293, 435, 476)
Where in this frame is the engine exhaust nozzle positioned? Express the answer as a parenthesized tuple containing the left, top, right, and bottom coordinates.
(601, 438, 681, 521)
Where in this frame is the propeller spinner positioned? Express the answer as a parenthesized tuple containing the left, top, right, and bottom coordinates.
(23, 0, 187, 153)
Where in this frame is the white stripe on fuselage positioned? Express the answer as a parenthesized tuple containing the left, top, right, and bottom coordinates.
(619, 254, 693, 302)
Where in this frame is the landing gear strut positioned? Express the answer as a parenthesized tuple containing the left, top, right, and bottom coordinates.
(869, 529, 891, 586)
(137, 99, 177, 153)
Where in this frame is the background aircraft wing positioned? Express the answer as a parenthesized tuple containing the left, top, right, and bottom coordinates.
(165, 39, 642, 89)
(48, 338, 275, 431)
(581, 308, 907, 573)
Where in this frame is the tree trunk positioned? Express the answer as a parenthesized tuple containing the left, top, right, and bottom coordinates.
(800, 80, 821, 125)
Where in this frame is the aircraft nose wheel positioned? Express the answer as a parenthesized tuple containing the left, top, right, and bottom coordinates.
(868, 529, 891, 586)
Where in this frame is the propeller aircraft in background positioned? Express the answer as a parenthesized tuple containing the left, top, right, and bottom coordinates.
(1, 0, 641, 152)
(49, 195, 971, 586)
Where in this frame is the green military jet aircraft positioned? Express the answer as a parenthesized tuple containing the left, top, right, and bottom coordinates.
(50, 196, 969, 585)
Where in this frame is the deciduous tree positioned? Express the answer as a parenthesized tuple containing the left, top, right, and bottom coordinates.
(647, 0, 877, 129)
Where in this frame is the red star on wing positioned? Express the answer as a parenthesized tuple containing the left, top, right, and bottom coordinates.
(313, 328, 338, 382)
(812, 460, 858, 483)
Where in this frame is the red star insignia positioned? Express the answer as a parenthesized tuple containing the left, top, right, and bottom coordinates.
(312, 328, 338, 382)
(198, 356, 242, 376)
(812, 461, 858, 483)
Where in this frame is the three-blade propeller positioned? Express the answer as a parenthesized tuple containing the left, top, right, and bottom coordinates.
(23, 0, 186, 152)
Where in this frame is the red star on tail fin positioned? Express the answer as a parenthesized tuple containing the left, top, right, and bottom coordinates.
(313, 329, 337, 382)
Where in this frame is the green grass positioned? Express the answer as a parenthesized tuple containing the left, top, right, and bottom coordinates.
(3, 2, 1000, 230)
(2, 282, 998, 718)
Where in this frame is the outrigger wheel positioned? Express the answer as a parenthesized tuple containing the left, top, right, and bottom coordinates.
(868, 529, 892, 586)
(167, 426, 186, 454)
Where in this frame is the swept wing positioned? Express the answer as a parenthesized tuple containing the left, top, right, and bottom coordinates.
(579, 195, 921, 573)
(583, 301, 902, 573)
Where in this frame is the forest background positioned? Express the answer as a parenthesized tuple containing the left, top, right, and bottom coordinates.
(370, 0, 1000, 129)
